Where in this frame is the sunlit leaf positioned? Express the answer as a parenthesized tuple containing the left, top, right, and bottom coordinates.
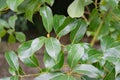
(67, 0, 84, 18)
(40, 6, 53, 33)
(15, 32, 26, 43)
(70, 19, 87, 43)
(73, 64, 102, 78)
(67, 44, 84, 68)
(8, 15, 17, 29)
(5, 51, 19, 71)
(53, 15, 66, 34)
(45, 37, 61, 61)
(57, 17, 78, 38)
(35, 73, 63, 80)
(6, 0, 24, 11)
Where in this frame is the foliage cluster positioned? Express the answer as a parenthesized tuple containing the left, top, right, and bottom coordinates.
(0, 0, 120, 80)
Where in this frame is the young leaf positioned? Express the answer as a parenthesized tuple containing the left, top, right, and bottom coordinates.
(67, 44, 84, 68)
(0, 29, 6, 38)
(40, 6, 53, 33)
(20, 54, 39, 67)
(6, 0, 24, 11)
(5, 51, 19, 71)
(53, 15, 66, 34)
(67, 0, 84, 18)
(70, 19, 88, 43)
(8, 15, 17, 29)
(31, 37, 46, 53)
(15, 32, 26, 43)
(73, 64, 102, 78)
(57, 18, 78, 38)
(45, 37, 61, 61)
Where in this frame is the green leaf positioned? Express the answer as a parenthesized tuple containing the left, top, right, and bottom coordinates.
(18, 40, 32, 58)
(8, 15, 17, 29)
(70, 19, 87, 43)
(44, 50, 56, 68)
(15, 32, 26, 43)
(100, 0, 119, 11)
(35, 73, 63, 80)
(45, 37, 61, 61)
(51, 75, 76, 80)
(18, 0, 41, 21)
(57, 18, 78, 38)
(40, 6, 53, 33)
(8, 34, 16, 43)
(73, 64, 102, 78)
(31, 37, 46, 53)
(20, 54, 39, 67)
(100, 36, 114, 52)
(6, 0, 24, 11)
(52, 51, 64, 70)
(0, 29, 6, 38)
(44, 0, 55, 6)
(103, 68, 115, 80)
(67, 44, 84, 68)
(0, 77, 10, 80)
(87, 49, 103, 63)
(84, 0, 93, 6)
(5, 51, 19, 71)
(0, 19, 9, 28)
(67, 0, 84, 18)
(53, 15, 66, 34)
(0, 0, 7, 11)
(10, 76, 18, 80)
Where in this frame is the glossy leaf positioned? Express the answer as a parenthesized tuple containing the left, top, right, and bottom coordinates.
(40, 6, 53, 33)
(67, 0, 84, 18)
(44, 0, 55, 6)
(35, 73, 63, 80)
(18, 0, 41, 21)
(15, 32, 26, 43)
(20, 54, 39, 67)
(6, 0, 24, 11)
(0, 77, 10, 80)
(100, 36, 114, 52)
(5, 51, 19, 71)
(73, 64, 102, 78)
(18, 40, 32, 58)
(67, 44, 84, 68)
(86, 49, 103, 63)
(31, 37, 46, 53)
(70, 19, 87, 43)
(51, 75, 76, 80)
(45, 37, 61, 61)
(57, 18, 78, 38)
(52, 52, 64, 70)
(44, 50, 56, 68)
(8, 15, 17, 29)
(53, 15, 66, 34)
